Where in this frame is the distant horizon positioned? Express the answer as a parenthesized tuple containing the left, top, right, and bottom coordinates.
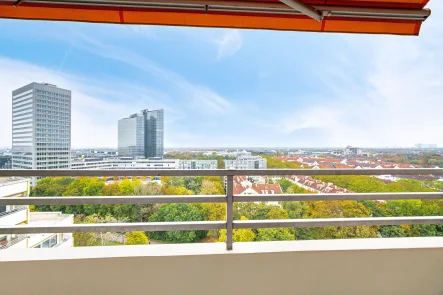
(2, 145, 441, 151)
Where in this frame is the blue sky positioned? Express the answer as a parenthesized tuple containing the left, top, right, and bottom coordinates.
(1, 3, 442, 148)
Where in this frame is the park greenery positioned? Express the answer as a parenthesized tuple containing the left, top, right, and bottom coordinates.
(380, 152, 443, 167)
(263, 155, 302, 169)
(30, 157, 443, 246)
(315, 175, 443, 237)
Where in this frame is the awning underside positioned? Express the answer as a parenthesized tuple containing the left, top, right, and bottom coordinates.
(0, 0, 431, 35)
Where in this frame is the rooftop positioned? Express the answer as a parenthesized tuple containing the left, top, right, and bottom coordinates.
(29, 212, 73, 226)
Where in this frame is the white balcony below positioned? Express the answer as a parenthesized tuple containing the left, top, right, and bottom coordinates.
(0, 207, 27, 225)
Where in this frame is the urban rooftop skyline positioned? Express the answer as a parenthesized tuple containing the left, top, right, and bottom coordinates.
(1, 2, 443, 148)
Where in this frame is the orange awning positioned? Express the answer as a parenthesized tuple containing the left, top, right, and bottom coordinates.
(0, 0, 431, 35)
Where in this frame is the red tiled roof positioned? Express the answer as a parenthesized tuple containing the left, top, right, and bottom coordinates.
(233, 182, 283, 195)
(250, 184, 283, 195)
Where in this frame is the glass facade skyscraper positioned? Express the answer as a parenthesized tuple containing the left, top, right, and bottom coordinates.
(12, 82, 71, 172)
(118, 109, 164, 158)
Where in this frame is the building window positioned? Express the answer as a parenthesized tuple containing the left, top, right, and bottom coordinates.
(49, 235, 58, 247)
(34, 235, 58, 248)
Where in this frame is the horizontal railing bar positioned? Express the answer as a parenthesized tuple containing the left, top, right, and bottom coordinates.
(0, 195, 226, 206)
(234, 192, 443, 202)
(0, 168, 442, 177)
(234, 216, 443, 229)
(2, 216, 442, 234)
(1, 192, 441, 206)
(0, 221, 226, 234)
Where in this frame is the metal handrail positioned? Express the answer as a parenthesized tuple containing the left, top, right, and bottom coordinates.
(0, 168, 442, 250)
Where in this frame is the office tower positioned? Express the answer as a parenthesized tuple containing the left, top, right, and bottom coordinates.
(12, 83, 71, 171)
(118, 109, 164, 158)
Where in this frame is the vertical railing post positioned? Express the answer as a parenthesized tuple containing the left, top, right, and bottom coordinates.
(226, 174, 233, 250)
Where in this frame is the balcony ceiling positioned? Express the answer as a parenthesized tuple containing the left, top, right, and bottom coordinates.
(0, 0, 433, 35)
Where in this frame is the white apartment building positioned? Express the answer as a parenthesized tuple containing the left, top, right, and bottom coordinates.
(71, 158, 217, 170)
(344, 146, 363, 156)
(224, 155, 267, 170)
(0, 178, 73, 250)
(177, 160, 217, 170)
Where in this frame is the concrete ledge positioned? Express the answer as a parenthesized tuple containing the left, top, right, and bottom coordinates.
(1, 237, 442, 261)
(0, 238, 442, 295)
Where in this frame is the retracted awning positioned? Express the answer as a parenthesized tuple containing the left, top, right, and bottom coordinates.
(0, 0, 431, 35)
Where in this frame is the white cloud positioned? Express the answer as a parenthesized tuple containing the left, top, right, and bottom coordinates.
(70, 29, 233, 115)
(215, 29, 242, 60)
(274, 4, 443, 147)
(128, 26, 242, 61)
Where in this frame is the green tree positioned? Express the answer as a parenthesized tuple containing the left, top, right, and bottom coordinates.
(420, 154, 431, 166)
(32, 177, 75, 212)
(73, 232, 98, 247)
(125, 231, 149, 245)
(379, 225, 408, 237)
(63, 177, 96, 196)
(118, 179, 139, 195)
(264, 156, 301, 169)
(73, 215, 99, 247)
(198, 202, 226, 238)
(163, 186, 193, 195)
(359, 200, 387, 217)
(265, 207, 289, 219)
(306, 200, 378, 239)
(183, 177, 202, 194)
(148, 204, 207, 243)
(134, 183, 163, 221)
(281, 201, 308, 219)
(102, 182, 121, 196)
(386, 200, 441, 217)
(277, 178, 293, 193)
(31, 177, 74, 197)
(217, 156, 225, 169)
(82, 181, 104, 196)
(287, 185, 308, 194)
(218, 216, 256, 242)
(161, 176, 185, 188)
(256, 228, 295, 241)
(199, 180, 224, 195)
(234, 203, 278, 220)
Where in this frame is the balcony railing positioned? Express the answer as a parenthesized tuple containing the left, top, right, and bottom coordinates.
(0, 168, 442, 250)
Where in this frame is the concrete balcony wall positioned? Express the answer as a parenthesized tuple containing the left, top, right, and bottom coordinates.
(0, 238, 442, 295)
(56, 236, 73, 248)
(7, 237, 28, 249)
(0, 209, 27, 225)
(0, 180, 28, 198)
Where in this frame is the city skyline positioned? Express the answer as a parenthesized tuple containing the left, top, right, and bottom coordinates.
(1, 3, 443, 148)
